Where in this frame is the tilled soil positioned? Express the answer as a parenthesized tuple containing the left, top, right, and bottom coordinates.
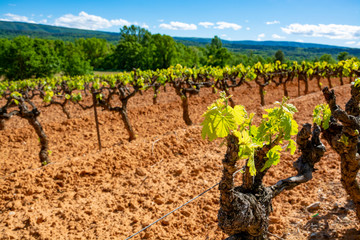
(1, 78, 359, 239)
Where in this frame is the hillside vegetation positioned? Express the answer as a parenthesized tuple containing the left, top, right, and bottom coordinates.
(1, 20, 360, 65)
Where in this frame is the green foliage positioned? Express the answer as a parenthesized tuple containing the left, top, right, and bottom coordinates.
(313, 104, 331, 129)
(75, 38, 113, 69)
(201, 92, 237, 141)
(202, 93, 298, 176)
(261, 145, 282, 172)
(0, 36, 60, 80)
(354, 78, 360, 88)
(206, 36, 232, 67)
(61, 42, 93, 76)
(319, 54, 336, 64)
(0, 36, 97, 80)
(274, 50, 285, 63)
(337, 52, 351, 61)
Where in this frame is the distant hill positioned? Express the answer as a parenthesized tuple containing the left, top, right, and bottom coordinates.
(0, 20, 120, 43)
(1, 21, 359, 60)
(173, 37, 347, 49)
(173, 37, 360, 60)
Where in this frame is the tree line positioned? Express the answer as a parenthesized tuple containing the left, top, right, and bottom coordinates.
(0, 25, 358, 80)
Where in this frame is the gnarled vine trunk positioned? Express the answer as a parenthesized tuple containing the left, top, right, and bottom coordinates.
(219, 124, 325, 239)
(120, 104, 136, 141)
(0, 119, 5, 130)
(18, 99, 50, 165)
(321, 86, 360, 220)
(181, 95, 192, 125)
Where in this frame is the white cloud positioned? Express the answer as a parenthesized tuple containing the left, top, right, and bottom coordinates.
(1, 13, 35, 23)
(296, 39, 304, 42)
(159, 21, 197, 30)
(199, 22, 214, 28)
(54, 11, 132, 30)
(39, 19, 48, 24)
(257, 33, 265, 41)
(214, 21, 242, 30)
(281, 23, 360, 40)
(47, 15, 52, 18)
(220, 34, 231, 40)
(266, 20, 280, 25)
(110, 19, 131, 26)
(357, 42, 360, 46)
(141, 24, 149, 29)
(272, 34, 285, 39)
(346, 41, 356, 44)
(246, 27, 251, 31)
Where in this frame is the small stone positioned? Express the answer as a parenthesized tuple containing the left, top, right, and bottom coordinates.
(172, 169, 182, 176)
(135, 168, 146, 176)
(343, 217, 350, 222)
(180, 210, 191, 217)
(269, 216, 281, 224)
(154, 198, 164, 205)
(161, 220, 169, 226)
(8, 211, 15, 216)
(306, 202, 320, 212)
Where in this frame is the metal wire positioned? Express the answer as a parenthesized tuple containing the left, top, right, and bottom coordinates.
(124, 182, 220, 240)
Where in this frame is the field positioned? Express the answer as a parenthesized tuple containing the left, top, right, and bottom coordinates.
(1, 78, 360, 239)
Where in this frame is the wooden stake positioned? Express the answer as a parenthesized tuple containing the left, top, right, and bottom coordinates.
(92, 93, 102, 151)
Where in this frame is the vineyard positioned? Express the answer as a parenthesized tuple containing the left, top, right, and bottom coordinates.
(1, 59, 360, 239)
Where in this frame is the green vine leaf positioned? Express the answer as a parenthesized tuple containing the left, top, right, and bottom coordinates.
(201, 98, 236, 141)
(261, 145, 282, 172)
(202, 95, 298, 177)
(313, 104, 331, 129)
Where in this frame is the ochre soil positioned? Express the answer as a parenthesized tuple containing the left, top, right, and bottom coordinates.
(1, 78, 360, 239)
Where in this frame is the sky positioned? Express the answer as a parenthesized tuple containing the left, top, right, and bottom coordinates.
(0, 0, 359, 48)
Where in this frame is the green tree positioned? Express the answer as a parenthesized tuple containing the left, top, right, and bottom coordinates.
(274, 50, 285, 63)
(319, 54, 336, 64)
(173, 43, 206, 67)
(337, 51, 351, 61)
(151, 34, 177, 69)
(61, 42, 92, 76)
(206, 36, 231, 67)
(113, 25, 152, 70)
(75, 38, 113, 69)
(0, 36, 60, 80)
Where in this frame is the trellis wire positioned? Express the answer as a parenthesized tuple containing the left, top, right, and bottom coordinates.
(125, 168, 245, 239)
(124, 182, 219, 240)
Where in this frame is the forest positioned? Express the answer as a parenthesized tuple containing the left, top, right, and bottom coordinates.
(0, 24, 359, 81)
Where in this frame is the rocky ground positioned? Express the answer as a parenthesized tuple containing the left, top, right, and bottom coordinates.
(0, 78, 359, 239)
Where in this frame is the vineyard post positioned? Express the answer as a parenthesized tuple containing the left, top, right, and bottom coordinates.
(92, 91, 102, 151)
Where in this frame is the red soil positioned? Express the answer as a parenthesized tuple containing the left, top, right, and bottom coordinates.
(1, 78, 359, 239)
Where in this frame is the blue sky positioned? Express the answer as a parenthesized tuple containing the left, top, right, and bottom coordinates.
(1, 0, 359, 47)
